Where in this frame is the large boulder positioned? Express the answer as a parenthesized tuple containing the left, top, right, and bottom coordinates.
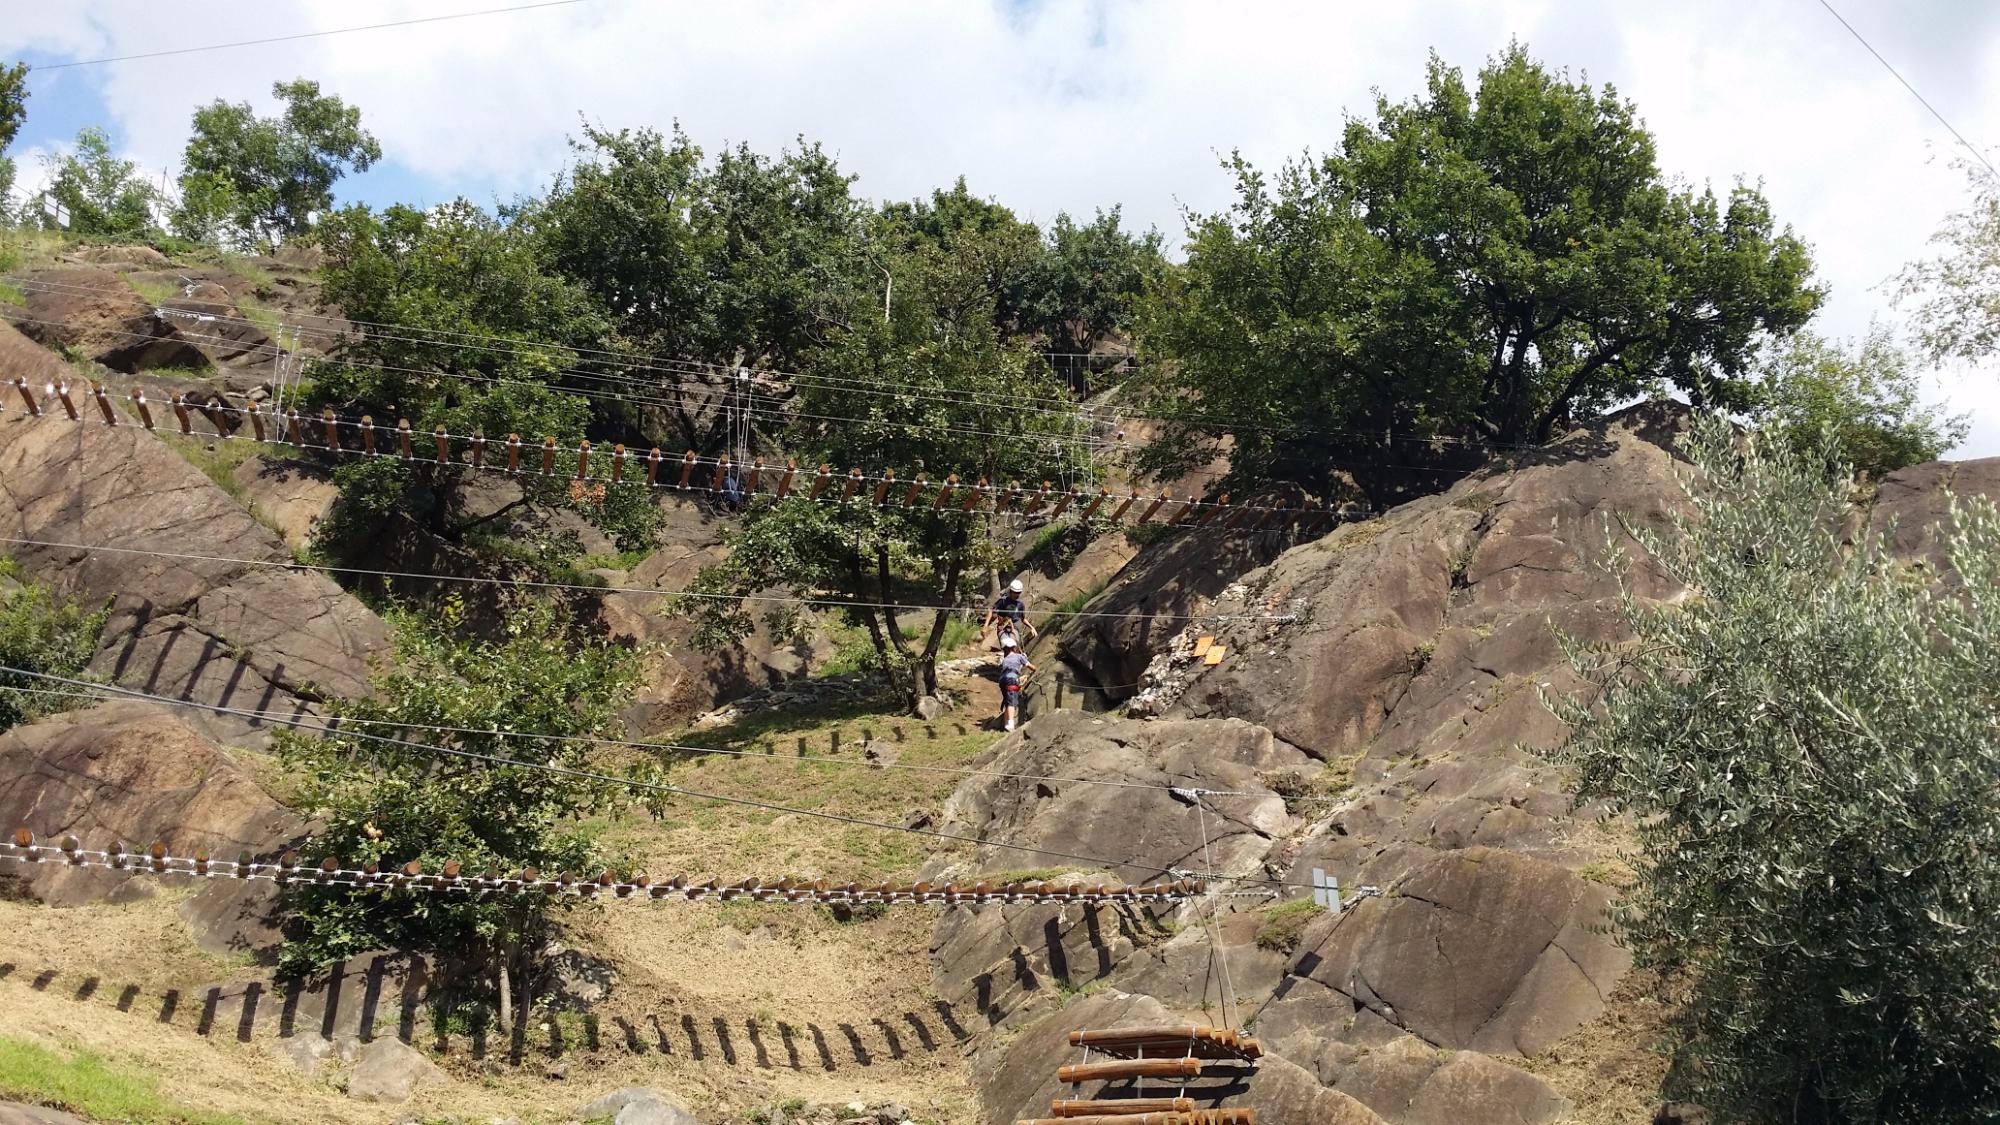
(345, 1036, 445, 1103)
(230, 456, 338, 549)
(1254, 848, 1628, 1059)
(1865, 456, 2000, 572)
(0, 703, 306, 951)
(15, 268, 197, 373)
(928, 712, 1309, 1030)
(0, 379, 391, 743)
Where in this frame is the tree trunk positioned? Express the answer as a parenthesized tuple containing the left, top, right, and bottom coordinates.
(496, 953, 512, 1032)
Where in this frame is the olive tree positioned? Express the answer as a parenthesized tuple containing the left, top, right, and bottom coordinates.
(1551, 415, 2000, 1120)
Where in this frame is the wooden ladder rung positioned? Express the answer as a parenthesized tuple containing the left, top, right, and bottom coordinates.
(1018, 1115, 1190, 1125)
(1051, 1098, 1196, 1116)
(1056, 1057, 1204, 1084)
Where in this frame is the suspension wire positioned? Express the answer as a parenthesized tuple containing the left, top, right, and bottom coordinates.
(2, 274, 1560, 454)
(0, 666, 1327, 891)
(1194, 795, 1238, 1031)
(0, 535, 1302, 628)
(0, 683, 1342, 804)
(0, 361, 1400, 518)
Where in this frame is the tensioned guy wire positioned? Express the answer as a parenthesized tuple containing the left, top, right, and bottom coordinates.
(0, 666, 1319, 891)
(0, 534, 1302, 625)
(2, 272, 1559, 455)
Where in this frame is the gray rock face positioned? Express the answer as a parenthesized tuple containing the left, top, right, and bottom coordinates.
(345, 1037, 446, 1103)
(1256, 848, 1628, 1058)
(578, 1087, 697, 1125)
(0, 389, 391, 743)
(230, 455, 338, 549)
(0, 703, 305, 951)
(1866, 456, 2000, 572)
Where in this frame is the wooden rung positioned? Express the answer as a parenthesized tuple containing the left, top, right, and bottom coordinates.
(1071, 1026, 1212, 1047)
(1051, 1097, 1195, 1116)
(1018, 1115, 1189, 1125)
(1057, 1057, 1203, 1084)
(1204, 646, 1227, 666)
(1191, 636, 1214, 657)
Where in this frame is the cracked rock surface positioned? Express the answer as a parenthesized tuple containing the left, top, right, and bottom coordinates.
(0, 374, 390, 744)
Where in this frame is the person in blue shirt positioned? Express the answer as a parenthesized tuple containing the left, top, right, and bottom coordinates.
(996, 635, 1036, 732)
(983, 578, 1037, 649)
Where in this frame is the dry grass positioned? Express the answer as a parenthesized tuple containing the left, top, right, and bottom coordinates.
(0, 695, 1007, 1124)
(1521, 971, 1678, 1124)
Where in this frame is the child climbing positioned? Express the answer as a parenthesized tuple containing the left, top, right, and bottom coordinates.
(984, 578, 1038, 650)
(996, 636, 1035, 732)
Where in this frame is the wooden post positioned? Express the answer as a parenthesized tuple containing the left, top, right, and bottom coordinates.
(540, 436, 557, 476)
(397, 419, 413, 459)
(92, 384, 118, 427)
(611, 444, 627, 483)
(359, 414, 375, 454)
(505, 434, 521, 473)
(576, 439, 591, 480)
(132, 391, 155, 430)
(434, 425, 449, 463)
(172, 394, 194, 435)
(11, 378, 38, 416)
(321, 409, 339, 451)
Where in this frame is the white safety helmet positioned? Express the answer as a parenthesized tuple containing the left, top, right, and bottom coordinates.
(1010, 578, 1025, 593)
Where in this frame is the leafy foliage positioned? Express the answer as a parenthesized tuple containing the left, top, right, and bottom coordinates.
(33, 127, 158, 237)
(275, 596, 648, 976)
(0, 571, 106, 733)
(678, 227, 1088, 708)
(532, 125, 868, 449)
(1141, 44, 1820, 501)
(1897, 157, 2000, 366)
(1551, 415, 2000, 1121)
(1015, 207, 1165, 385)
(1753, 328, 1966, 478)
(0, 60, 25, 225)
(308, 199, 656, 561)
(176, 79, 380, 247)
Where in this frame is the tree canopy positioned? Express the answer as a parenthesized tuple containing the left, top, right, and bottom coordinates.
(0, 60, 26, 220)
(1897, 158, 2000, 367)
(679, 222, 1088, 709)
(175, 78, 380, 247)
(276, 596, 648, 985)
(1752, 328, 1965, 478)
(1554, 415, 2000, 1121)
(1142, 45, 1821, 502)
(35, 127, 158, 237)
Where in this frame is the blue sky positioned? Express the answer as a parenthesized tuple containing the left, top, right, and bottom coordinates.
(7, 1, 2000, 455)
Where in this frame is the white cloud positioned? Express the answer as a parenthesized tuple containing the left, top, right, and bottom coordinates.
(6, 0, 2000, 453)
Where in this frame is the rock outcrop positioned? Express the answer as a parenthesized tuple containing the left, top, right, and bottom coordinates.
(0, 702, 306, 951)
(0, 369, 391, 742)
(930, 407, 1688, 1125)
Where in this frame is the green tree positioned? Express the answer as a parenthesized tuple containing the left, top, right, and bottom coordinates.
(679, 231, 1088, 710)
(0, 566, 106, 733)
(1142, 45, 1820, 502)
(175, 78, 380, 246)
(1753, 328, 1966, 479)
(36, 127, 157, 237)
(878, 177, 1045, 339)
(276, 597, 648, 1019)
(310, 199, 654, 561)
(0, 60, 27, 224)
(1896, 157, 2000, 366)
(532, 125, 868, 449)
(1015, 207, 1165, 388)
(1551, 415, 2000, 1121)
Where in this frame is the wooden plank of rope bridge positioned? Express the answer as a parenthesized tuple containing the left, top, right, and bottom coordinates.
(1069, 1025, 1211, 1046)
(1049, 1097, 1196, 1116)
(1055, 1057, 1203, 1083)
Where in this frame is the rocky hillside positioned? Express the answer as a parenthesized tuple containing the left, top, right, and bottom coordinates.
(926, 405, 2000, 1125)
(0, 240, 1995, 1124)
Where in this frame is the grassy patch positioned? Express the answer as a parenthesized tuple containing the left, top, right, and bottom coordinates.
(0, 280, 23, 308)
(1254, 898, 1325, 953)
(0, 1036, 251, 1125)
(158, 432, 260, 501)
(817, 612, 981, 677)
(1042, 580, 1108, 634)
(578, 547, 655, 572)
(1123, 522, 1174, 548)
(601, 695, 1004, 882)
(234, 302, 284, 341)
(124, 274, 182, 306)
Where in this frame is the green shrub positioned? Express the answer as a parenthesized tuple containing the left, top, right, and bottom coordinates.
(0, 572, 107, 732)
(1253, 899, 1324, 953)
(1553, 414, 2000, 1121)
(275, 595, 649, 979)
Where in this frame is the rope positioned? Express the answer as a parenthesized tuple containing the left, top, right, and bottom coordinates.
(1194, 794, 1238, 1032)
(0, 836, 1196, 906)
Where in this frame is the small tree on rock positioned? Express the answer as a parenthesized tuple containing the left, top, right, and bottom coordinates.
(176, 78, 380, 247)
